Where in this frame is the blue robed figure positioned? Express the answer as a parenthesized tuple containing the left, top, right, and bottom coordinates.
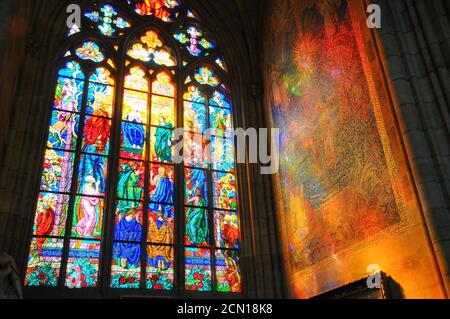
(149, 167, 174, 216)
(123, 121, 145, 149)
(113, 211, 142, 268)
(78, 144, 106, 194)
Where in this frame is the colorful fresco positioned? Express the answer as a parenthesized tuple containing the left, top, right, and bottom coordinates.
(264, 0, 401, 272)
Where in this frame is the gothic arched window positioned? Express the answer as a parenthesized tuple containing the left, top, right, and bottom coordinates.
(24, 0, 241, 295)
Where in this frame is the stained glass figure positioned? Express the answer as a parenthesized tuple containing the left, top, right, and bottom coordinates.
(33, 193, 70, 237)
(117, 160, 145, 207)
(174, 25, 214, 57)
(210, 106, 233, 137)
(209, 90, 231, 108)
(47, 110, 79, 151)
(72, 196, 104, 239)
(152, 72, 175, 97)
(214, 210, 240, 249)
(85, 4, 131, 37)
(194, 67, 220, 86)
(185, 207, 209, 246)
(40, 149, 74, 193)
(121, 122, 147, 160)
(86, 83, 114, 118)
(149, 164, 173, 204)
(53, 77, 84, 112)
(215, 250, 241, 292)
(148, 205, 174, 244)
(184, 132, 209, 168)
(150, 126, 174, 163)
(128, 0, 180, 22)
(127, 30, 176, 66)
(125, 67, 148, 91)
(185, 168, 208, 207)
(77, 154, 108, 196)
(75, 41, 105, 62)
(114, 204, 143, 243)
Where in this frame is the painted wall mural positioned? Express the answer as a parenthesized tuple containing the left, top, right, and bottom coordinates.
(264, 0, 402, 277)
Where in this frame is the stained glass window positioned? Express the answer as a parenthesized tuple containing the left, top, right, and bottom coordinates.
(26, 0, 241, 295)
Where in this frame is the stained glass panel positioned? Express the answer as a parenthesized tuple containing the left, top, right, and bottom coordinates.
(185, 207, 209, 246)
(183, 85, 206, 103)
(33, 193, 70, 237)
(215, 250, 241, 293)
(25, 238, 64, 287)
(82, 116, 111, 155)
(185, 248, 211, 291)
(184, 132, 209, 168)
(117, 160, 145, 204)
(211, 137, 235, 172)
(210, 106, 233, 137)
(194, 67, 220, 87)
(77, 154, 108, 196)
(47, 110, 79, 151)
(85, 4, 131, 37)
(151, 95, 175, 128)
(214, 210, 240, 249)
(72, 196, 105, 239)
(128, 0, 180, 22)
(185, 168, 208, 207)
(75, 41, 105, 62)
(89, 67, 115, 85)
(125, 67, 148, 91)
(127, 30, 176, 66)
(121, 122, 147, 160)
(209, 90, 231, 108)
(86, 83, 114, 118)
(152, 72, 175, 97)
(148, 205, 174, 244)
(149, 164, 174, 204)
(213, 172, 237, 210)
(114, 203, 143, 242)
(65, 240, 101, 288)
(123, 90, 148, 124)
(58, 61, 84, 79)
(146, 245, 174, 290)
(40, 149, 74, 193)
(174, 25, 215, 57)
(111, 243, 141, 288)
(53, 77, 84, 113)
(184, 101, 207, 133)
(150, 127, 174, 163)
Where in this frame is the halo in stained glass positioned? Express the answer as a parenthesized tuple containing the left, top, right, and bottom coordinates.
(75, 41, 105, 62)
(128, 0, 180, 22)
(194, 67, 220, 87)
